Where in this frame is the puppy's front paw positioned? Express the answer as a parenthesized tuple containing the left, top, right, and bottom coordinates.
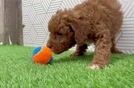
(89, 64, 100, 70)
(86, 64, 100, 70)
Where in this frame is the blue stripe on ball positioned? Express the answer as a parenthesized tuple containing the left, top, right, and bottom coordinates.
(32, 47, 41, 56)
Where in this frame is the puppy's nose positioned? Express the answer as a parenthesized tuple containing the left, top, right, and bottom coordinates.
(47, 43, 53, 49)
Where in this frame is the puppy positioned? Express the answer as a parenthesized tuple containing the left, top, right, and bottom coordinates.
(47, 0, 123, 69)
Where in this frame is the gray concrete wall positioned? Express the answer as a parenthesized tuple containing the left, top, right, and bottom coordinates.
(4, 0, 23, 45)
(0, 0, 4, 43)
(0, 0, 23, 45)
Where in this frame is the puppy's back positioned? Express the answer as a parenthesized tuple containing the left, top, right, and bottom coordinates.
(87, 0, 121, 10)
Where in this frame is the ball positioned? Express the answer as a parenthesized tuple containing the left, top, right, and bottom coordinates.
(32, 46, 53, 64)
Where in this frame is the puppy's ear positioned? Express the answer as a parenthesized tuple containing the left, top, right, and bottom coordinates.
(61, 14, 76, 32)
(67, 15, 87, 45)
(71, 23, 87, 46)
(61, 12, 83, 31)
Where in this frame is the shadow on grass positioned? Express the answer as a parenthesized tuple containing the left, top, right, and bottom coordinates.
(53, 51, 133, 65)
(53, 52, 93, 64)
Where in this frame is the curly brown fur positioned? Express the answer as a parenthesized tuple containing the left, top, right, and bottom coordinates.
(47, 0, 123, 68)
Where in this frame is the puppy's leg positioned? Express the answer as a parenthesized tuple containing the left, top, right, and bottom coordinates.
(71, 44, 87, 56)
(90, 31, 112, 69)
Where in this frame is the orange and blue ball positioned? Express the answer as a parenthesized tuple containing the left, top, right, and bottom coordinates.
(32, 46, 53, 64)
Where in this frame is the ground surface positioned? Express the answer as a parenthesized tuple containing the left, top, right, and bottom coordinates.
(0, 45, 134, 88)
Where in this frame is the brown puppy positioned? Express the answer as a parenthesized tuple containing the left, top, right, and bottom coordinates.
(47, 0, 123, 69)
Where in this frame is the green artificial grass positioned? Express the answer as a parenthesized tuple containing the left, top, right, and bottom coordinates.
(0, 45, 134, 88)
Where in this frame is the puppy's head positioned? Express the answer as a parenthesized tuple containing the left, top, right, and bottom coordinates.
(47, 10, 76, 54)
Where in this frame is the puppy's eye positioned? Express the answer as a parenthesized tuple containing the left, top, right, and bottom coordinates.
(57, 32, 62, 36)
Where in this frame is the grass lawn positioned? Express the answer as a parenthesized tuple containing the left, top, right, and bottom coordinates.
(0, 45, 134, 88)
